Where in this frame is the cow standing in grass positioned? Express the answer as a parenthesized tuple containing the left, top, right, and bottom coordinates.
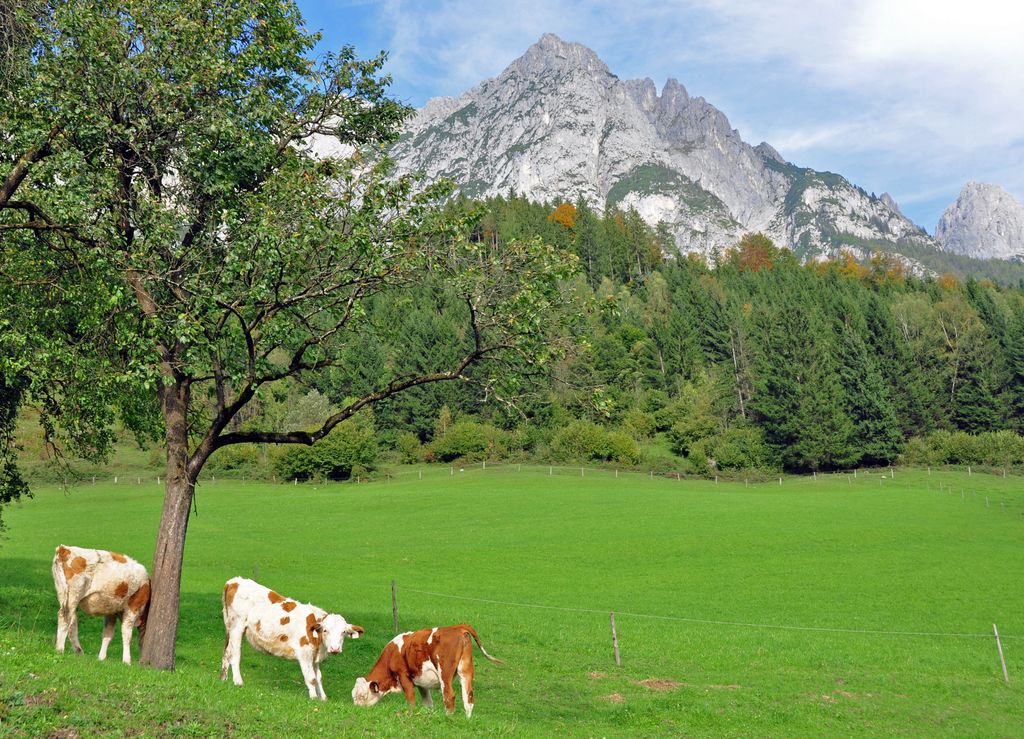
(220, 577, 364, 700)
(51, 544, 150, 665)
(351, 624, 502, 718)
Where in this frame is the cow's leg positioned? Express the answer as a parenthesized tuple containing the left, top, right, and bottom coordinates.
(225, 625, 245, 685)
(397, 673, 417, 708)
(313, 661, 327, 700)
(98, 615, 117, 661)
(219, 632, 231, 681)
(417, 685, 434, 709)
(440, 662, 457, 715)
(69, 611, 83, 654)
(458, 656, 475, 718)
(55, 603, 71, 653)
(120, 614, 135, 665)
(298, 657, 323, 700)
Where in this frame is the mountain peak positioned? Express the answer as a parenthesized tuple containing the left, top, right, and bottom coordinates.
(391, 34, 939, 269)
(755, 142, 785, 164)
(880, 192, 903, 216)
(935, 181, 1024, 260)
(514, 33, 611, 77)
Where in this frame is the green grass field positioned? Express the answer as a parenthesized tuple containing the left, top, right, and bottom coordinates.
(1, 466, 1022, 736)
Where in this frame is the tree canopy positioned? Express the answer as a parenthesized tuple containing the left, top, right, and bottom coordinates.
(1, 0, 576, 668)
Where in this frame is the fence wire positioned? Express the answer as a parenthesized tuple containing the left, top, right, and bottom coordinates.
(400, 586, 1022, 641)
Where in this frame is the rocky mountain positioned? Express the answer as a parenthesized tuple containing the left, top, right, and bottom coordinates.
(391, 33, 937, 266)
(935, 182, 1024, 261)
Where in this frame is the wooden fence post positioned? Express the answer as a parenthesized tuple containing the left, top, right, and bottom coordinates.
(391, 579, 399, 635)
(610, 612, 621, 667)
(994, 623, 1009, 684)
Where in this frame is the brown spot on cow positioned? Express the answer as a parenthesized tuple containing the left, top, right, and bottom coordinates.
(127, 582, 150, 612)
(280, 600, 297, 612)
(305, 613, 321, 647)
(255, 621, 262, 632)
(280, 616, 290, 625)
(279, 634, 288, 642)
(267, 590, 285, 604)
(56, 545, 70, 563)
(299, 636, 310, 647)
(223, 581, 239, 609)
(63, 556, 88, 581)
(109, 552, 128, 563)
(114, 582, 129, 599)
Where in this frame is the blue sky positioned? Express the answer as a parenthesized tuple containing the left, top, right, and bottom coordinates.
(297, 0, 1024, 232)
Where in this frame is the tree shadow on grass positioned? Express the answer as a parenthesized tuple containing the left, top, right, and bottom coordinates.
(0, 556, 226, 661)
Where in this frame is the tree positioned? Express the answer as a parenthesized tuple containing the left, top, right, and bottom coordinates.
(2, 0, 575, 669)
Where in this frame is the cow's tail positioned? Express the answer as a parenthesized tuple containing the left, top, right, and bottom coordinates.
(51, 546, 74, 623)
(464, 624, 503, 664)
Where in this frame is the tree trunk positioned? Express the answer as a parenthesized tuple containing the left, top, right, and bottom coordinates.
(139, 377, 194, 670)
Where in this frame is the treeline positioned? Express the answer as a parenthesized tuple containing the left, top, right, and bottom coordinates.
(30, 195, 1024, 479)
(267, 195, 1024, 476)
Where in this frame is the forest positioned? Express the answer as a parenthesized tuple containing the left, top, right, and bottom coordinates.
(198, 195, 1024, 479)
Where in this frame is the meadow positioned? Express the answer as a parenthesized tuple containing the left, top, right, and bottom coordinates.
(1, 466, 1022, 736)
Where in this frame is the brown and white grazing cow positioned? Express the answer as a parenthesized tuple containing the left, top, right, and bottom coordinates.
(351, 624, 502, 718)
(51, 544, 150, 665)
(220, 577, 364, 700)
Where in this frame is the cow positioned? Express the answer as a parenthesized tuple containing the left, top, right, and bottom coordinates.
(51, 544, 150, 665)
(351, 624, 502, 718)
(219, 576, 364, 700)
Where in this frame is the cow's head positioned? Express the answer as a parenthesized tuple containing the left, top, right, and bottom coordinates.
(351, 676, 384, 707)
(320, 614, 364, 655)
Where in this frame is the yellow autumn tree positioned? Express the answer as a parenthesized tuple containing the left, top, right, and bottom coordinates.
(547, 202, 577, 229)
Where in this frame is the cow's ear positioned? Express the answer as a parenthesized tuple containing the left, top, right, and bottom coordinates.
(349, 624, 364, 638)
(311, 622, 323, 634)
(369, 681, 380, 694)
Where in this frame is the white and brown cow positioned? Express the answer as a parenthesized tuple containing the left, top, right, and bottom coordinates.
(51, 544, 150, 665)
(220, 577, 364, 700)
(351, 624, 502, 718)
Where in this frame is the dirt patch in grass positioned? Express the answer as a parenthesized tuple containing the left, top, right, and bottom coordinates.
(636, 678, 684, 692)
(602, 693, 625, 703)
(814, 690, 870, 704)
(707, 684, 741, 690)
(47, 729, 79, 739)
(587, 671, 606, 680)
(24, 690, 57, 707)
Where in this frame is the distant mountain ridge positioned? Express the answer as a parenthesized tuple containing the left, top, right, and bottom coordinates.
(390, 34, 1019, 272)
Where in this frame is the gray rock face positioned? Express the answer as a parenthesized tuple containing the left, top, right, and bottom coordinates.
(935, 182, 1024, 261)
(391, 34, 936, 265)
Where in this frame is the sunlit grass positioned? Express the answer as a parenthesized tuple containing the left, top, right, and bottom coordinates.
(1, 466, 1022, 736)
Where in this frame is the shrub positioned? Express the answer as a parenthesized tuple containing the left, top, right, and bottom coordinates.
(274, 416, 378, 481)
(550, 421, 640, 465)
(666, 411, 718, 456)
(688, 426, 775, 474)
(431, 420, 505, 462)
(606, 430, 641, 465)
(900, 430, 1024, 467)
(206, 444, 263, 474)
(393, 431, 423, 464)
(550, 421, 609, 462)
(623, 408, 657, 439)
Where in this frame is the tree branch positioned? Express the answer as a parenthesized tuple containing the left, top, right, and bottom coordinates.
(0, 127, 58, 207)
